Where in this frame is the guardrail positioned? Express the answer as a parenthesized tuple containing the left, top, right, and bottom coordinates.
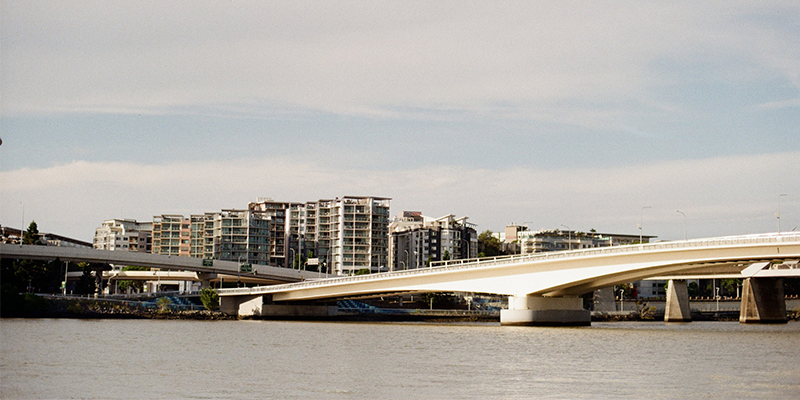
(219, 232, 800, 296)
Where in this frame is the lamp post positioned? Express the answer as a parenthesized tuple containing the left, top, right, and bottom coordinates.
(63, 261, 69, 296)
(460, 238, 470, 259)
(560, 224, 571, 250)
(404, 249, 409, 270)
(20, 202, 24, 247)
(619, 288, 624, 312)
(289, 248, 296, 270)
(237, 256, 243, 287)
(676, 210, 686, 241)
(639, 206, 651, 245)
(778, 194, 787, 234)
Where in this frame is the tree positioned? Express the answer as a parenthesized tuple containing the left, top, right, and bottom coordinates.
(200, 287, 219, 310)
(156, 297, 173, 313)
(354, 268, 371, 275)
(74, 263, 97, 295)
(23, 221, 44, 245)
(443, 250, 450, 261)
(478, 230, 503, 257)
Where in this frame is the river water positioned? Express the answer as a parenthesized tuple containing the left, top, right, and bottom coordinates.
(1, 319, 799, 399)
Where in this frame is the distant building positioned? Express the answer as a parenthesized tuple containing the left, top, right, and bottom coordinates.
(248, 198, 302, 269)
(288, 196, 391, 275)
(512, 227, 654, 255)
(93, 219, 152, 252)
(151, 215, 190, 256)
(200, 209, 271, 265)
(388, 212, 478, 271)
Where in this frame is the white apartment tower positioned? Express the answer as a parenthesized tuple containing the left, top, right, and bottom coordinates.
(288, 196, 390, 275)
(93, 219, 152, 252)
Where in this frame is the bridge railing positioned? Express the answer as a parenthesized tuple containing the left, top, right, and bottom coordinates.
(219, 232, 800, 296)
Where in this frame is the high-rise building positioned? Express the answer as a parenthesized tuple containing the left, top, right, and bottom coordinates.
(93, 219, 152, 252)
(152, 215, 190, 256)
(288, 196, 391, 275)
(388, 212, 478, 271)
(202, 209, 270, 265)
(248, 198, 302, 269)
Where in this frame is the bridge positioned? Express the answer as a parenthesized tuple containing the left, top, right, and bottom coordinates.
(0, 243, 317, 287)
(217, 233, 800, 325)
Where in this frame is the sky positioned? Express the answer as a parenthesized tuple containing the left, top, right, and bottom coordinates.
(1, 1, 799, 243)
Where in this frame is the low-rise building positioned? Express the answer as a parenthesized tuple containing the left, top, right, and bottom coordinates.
(93, 219, 152, 252)
(388, 212, 478, 271)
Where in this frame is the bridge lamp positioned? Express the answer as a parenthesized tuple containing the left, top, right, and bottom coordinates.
(560, 225, 571, 250)
(778, 194, 787, 234)
(639, 206, 651, 244)
(676, 210, 686, 241)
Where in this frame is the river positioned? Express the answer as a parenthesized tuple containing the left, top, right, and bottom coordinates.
(1, 319, 799, 399)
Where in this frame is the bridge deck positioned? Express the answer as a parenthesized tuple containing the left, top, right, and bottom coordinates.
(219, 233, 800, 301)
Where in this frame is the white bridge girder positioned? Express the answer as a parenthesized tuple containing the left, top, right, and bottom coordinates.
(220, 233, 800, 302)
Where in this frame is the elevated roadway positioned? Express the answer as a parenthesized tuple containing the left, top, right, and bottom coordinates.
(218, 233, 800, 325)
(0, 243, 320, 285)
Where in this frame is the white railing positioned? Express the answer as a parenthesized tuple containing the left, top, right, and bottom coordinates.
(219, 232, 800, 296)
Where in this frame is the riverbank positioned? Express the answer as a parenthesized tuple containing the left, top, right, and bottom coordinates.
(0, 294, 234, 320)
(3, 293, 798, 322)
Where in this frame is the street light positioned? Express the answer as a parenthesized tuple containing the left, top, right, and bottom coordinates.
(619, 288, 624, 312)
(20, 202, 24, 247)
(560, 225, 571, 251)
(639, 206, 651, 245)
(289, 248, 296, 270)
(404, 249, 409, 270)
(676, 210, 686, 241)
(778, 194, 787, 234)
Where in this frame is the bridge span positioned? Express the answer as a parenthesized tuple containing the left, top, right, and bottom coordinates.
(0, 243, 317, 286)
(218, 233, 800, 325)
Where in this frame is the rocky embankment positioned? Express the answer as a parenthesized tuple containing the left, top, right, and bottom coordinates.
(1, 295, 234, 320)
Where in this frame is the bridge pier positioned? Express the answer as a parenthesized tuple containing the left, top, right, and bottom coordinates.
(500, 295, 591, 326)
(220, 295, 264, 316)
(740, 278, 787, 324)
(593, 287, 616, 313)
(664, 279, 692, 322)
(220, 295, 338, 318)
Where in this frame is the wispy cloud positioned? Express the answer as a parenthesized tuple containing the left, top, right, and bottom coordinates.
(2, 151, 797, 242)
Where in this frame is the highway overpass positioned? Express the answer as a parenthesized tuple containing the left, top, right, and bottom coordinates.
(0, 243, 323, 286)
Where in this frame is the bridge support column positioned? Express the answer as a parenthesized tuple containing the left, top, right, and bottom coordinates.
(500, 296, 590, 326)
(220, 295, 263, 317)
(664, 279, 692, 322)
(740, 278, 787, 324)
(593, 287, 616, 313)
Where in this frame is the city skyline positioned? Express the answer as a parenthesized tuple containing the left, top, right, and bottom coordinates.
(1, 1, 798, 242)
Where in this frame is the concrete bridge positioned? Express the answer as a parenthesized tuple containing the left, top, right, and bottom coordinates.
(218, 233, 800, 325)
(0, 243, 316, 286)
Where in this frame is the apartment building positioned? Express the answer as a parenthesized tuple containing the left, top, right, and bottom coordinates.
(288, 196, 391, 275)
(248, 198, 302, 269)
(388, 212, 478, 271)
(152, 215, 190, 256)
(93, 219, 152, 252)
(202, 209, 270, 265)
(515, 228, 654, 255)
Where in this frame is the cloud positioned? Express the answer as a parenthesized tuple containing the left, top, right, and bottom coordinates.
(2, 151, 797, 242)
(3, 1, 798, 128)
